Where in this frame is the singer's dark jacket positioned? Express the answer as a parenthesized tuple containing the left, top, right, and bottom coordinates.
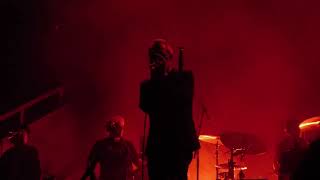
(139, 70, 200, 157)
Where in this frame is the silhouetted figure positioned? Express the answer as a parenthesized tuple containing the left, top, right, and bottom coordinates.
(274, 120, 307, 180)
(292, 139, 320, 180)
(0, 126, 41, 180)
(81, 116, 139, 180)
(139, 39, 200, 180)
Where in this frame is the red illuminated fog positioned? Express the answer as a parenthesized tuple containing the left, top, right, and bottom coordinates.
(5, 0, 319, 179)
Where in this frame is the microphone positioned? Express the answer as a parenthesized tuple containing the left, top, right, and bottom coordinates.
(178, 47, 184, 72)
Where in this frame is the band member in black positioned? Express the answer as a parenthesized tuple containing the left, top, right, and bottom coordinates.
(292, 139, 320, 180)
(81, 116, 139, 180)
(139, 39, 200, 180)
(274, 119, 308, 180)
(0, 126, 41, 180)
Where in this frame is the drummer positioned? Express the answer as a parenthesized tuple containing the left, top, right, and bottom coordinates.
(292, 117, 320, 179)
(274, 119, 308, 180)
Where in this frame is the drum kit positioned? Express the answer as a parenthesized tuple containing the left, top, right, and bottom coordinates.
(190, 132, 267, 180)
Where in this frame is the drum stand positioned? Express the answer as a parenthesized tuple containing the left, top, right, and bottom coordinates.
(228, 149, 246, 180)
(238, 151, 245, 180)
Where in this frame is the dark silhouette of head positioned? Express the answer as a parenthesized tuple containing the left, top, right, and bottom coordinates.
(148, 39, 174, 77)
(8, 125, 30, 146)
(105, 115, 125, 138)
(285, 119, 301, 137)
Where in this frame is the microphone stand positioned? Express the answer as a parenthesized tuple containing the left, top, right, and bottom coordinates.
(141, 113, 148, 180)
(196, 104, 210, 180)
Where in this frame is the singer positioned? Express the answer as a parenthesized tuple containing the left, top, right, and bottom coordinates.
(139, 39, 200, 180)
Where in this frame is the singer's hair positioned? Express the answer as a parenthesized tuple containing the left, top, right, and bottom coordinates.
(149, 39, 174, 62)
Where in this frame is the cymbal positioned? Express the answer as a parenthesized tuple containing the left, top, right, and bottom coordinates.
(198, 135, 221, 145)
(229, 148, 244, 156)
(299, 116, 320, 129)
(215, 163, 247, 170)
(220, 132, 266, 155)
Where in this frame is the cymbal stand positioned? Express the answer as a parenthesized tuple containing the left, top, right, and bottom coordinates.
(228, 148, 235, 180)
(215, 140, 219, 180)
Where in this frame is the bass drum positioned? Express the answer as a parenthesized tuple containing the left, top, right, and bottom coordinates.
(188, 135, 230, 180)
